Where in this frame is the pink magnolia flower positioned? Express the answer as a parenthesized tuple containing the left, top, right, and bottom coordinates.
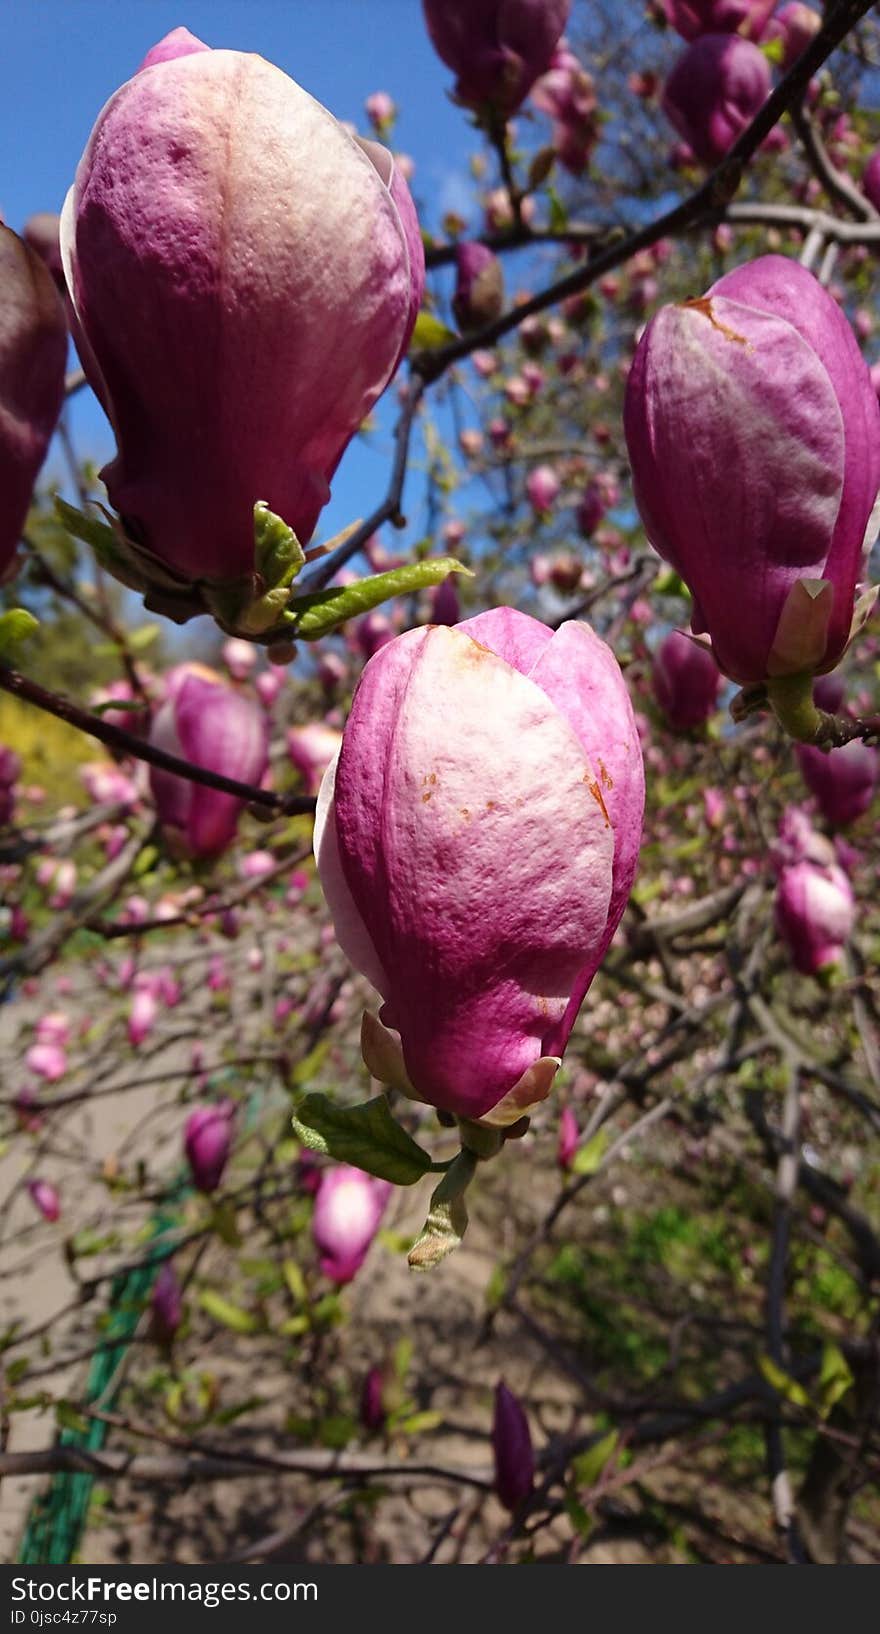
(660, 0, 777, 40)
(151, 1262, 183, 1343)
(365, 90, 396, 133)
(149, 664, 269, 857)
(0, 226, 67, 579)
(127, 987, 158, 1047)
(184, 1100, 234, 1193)
(531, 41, 598, 174)
(422, 0, 571, 115)
(776, 860, 855, 975)
(525, 464, 560, 514)
(79, 762, 140, 807)
(765, 4, 821, 69)
(662, 34, 771, 167)
(311, 1164, 391, 1284)
(652, 631, 721, 730)
(624, 255, 880, 685)
(35, 1012, 71, 1048)
(430, 576, 461, 626)
(796, 739, 879, 828)
(61, 28, 424, 589)
(492, 1381, 535, 1512)
(221, 638, 258, 682)
(287, 723, 343, 797)
(863, 152, 880, 215)
(453, 242, 504, 332)
(25, 1042, 67, 1082)
(27, 1179, 61, 1223)
(315, 608, 644, 1122)
(255, 669, 284, 709)
(238, 849, 276, 881)
(89, 679, 145, 734)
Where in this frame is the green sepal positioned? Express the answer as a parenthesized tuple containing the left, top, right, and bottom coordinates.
(407, 1148, 477, 1271)
(291, 1091, 433, 1186)
(288, 558, 472, 642)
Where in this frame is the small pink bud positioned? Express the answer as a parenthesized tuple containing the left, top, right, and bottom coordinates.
(221, 638, 258, 681)
(184, 1101, 234, 1193)
(28, 1179, 60, 1223)
(360, 1365, 386, 1432)
(525, 463, 560, 514)
(365, 91, 396, 133)
(652, 632, 721, 730)
(25, 1042, 67, 1082)
(557, 1105, 579, 1170)
(151, 1261, 183, 1343)
(127, 988, 157, 1046)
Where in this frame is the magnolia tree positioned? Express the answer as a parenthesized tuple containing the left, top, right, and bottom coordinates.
(1, 0, 880, 1568)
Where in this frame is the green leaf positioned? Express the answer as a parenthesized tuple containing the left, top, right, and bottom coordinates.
(283, 1259, 308, 1306)
(564, 1495, 595, 1539)
(484, 1264, 507, 1311)
(571, 1128, 610, 1175)
(817, 1343, 854, 1420)
(128, 623, 161, 653)
(761, 35, 785, 65)
(0, 609, 39, 658)
(90, 696, 151, 716)
(292, 1092, 432, 1185)
(198, 1291, 260, 1334)
(209, 1201, 242, 1248)
(393, 1336, 413, 1382)
(410, 311, 459, 351)
(572, 1429, 619, 1489)
(653, 568, 690, 599)
(758, 1354, 811, 1411)
(398, 1409, 444, 1435)
(279, 1314, 310, 1338)
(547, 187, 569, 232)
(56, 1401, 89, 1436)
(288, 558, 472, 642)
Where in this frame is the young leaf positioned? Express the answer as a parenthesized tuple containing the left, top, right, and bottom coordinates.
(817, 1343, 854, 1419)
(0, 609, 39, 657)
(758, 1354, 811, 1411)
(571, 1128, 610, 1175)
(287, 559, 472, 642)
(572, 1429, 620, 1490)
(198, 1291, 260, 1334)
(291, 1092, 432, 1185)
(410, 311, 459, 352)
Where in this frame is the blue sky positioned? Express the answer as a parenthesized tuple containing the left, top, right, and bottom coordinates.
(2, 0, 486, 560)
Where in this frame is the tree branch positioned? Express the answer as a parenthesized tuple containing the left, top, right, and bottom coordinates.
(0, 663, 315, 818)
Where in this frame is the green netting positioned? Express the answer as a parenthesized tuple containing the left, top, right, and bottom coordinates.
(18, 1198, 184, 1566)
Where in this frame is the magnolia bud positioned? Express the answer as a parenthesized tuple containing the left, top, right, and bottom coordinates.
(492, 1381, 534, 1512)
